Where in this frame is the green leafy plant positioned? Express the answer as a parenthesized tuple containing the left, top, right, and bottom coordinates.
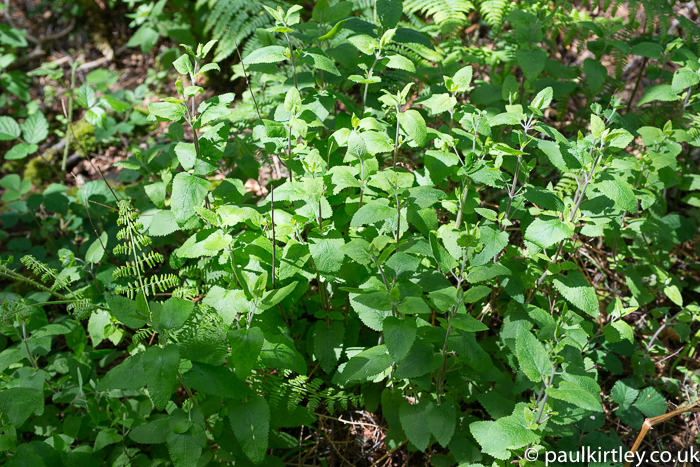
(1, 1, 700, 466)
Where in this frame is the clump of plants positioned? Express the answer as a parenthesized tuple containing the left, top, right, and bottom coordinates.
(1, 0, 700, 466)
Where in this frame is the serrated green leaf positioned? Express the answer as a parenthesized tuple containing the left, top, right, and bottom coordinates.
(167, 409, 206, 467)
(303, 47, 340, 75)
(171, 173, 210, 224)
(472, 225, 509, 266)
(452, 66, 473, 92)
(85, 232, 107, 264)
(399, 399, 430, 450)
(450, 313, 488, 332)
(637, 85, 678, 106)
(260, 333, 306, 375)
(604, 320, 634, 343)
(336, 345, 392, 384)
(671, 67, 699, 93)
(421, 93, 456, 115)
(596, 178, 636, 212)
(546, 381, 603, 412)
(630, 42, 662, 59)
(157, 297, 194, 331)
(385, 54, 415, 72)
(243, 46, 287, 65)
(21, 112, 48, 144)
(105, 293, 146, 329)
(394, 339, 442, 379)
(634, 387, 666, 417)
(148, 101, 187, 121)
(314, 320, 345, 373)
(552, 271, 599, 317)
(351, 199, 395, 227)
(129, 418, 170, 444)
(0, 116, 20, 140)
(98, 352, 145, 390)
(228, 327, 264, 378)
(383, 316, 416, 363)
(148, 210, 181, 237)
(312, 0, 331, 22)
(348, 35, 379, 55)
(173, 54, 193, 75)
(584, 58, 607, 93)
(516, 330, 552, 382)
(398, 109, 427, 146)
(590, 114, 605, 139)
(516, 48, 546, 82)
(523, 186, 565, 212)
(75, 84, 96, 109)
(611, 380, 639, 407)
(470, 404, 540, 460)
(377, 0, 402, 29)
(182, 362, 252, 398)
(143, 345, 180, 410)
(463, 285, 491, 303)
(228, 396, 269, 464)
(531, 87, 553, 110)
(0, 388, 43, 426)
(94, 427, 122, 452)
(427, 400, 456, 447)
(525, 218, 573, 249)
(429, 231, 459, 273)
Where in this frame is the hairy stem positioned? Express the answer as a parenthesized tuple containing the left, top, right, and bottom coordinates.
(534, 144, 603, 288)
(284, 33, 298, 89)
(393, 104, 401, 171)
(362, 54, 380, 113)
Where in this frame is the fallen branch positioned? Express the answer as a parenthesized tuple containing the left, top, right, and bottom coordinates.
(623, 402, 700, 467)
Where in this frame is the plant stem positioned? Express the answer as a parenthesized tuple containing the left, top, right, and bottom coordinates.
(359, 156, 366, 207)
(535, 364, 556, 424)
(287, 126, 294, 184)
(187, 63, 201, 159)
(501, 120, 532, 228)
(393, 104, 400, 171)
(534, 144, 603, 288)
(678, 85, 693, 127)
(271, 185, 276, 289)
(436, 247, 470, 402)
(362, 54, 380, 113)
(177, 371, 215, 436)
(626, 57, 647, 113)
(454, 179, 470, 230)
(61, 61, 78, 171)
(284, 33, 298, 89)
(394, 193, 401, 250)
(371, 255, 395, 317)
(230, 30, 262, 120)
(22, 324, 38, 370)
(0, 265, 70, 301)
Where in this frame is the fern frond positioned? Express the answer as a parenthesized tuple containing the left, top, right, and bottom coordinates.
(21, 255, 59, 284)
(132, 328, 154, 346)
(199, 0, 284, 62)
(404, 0, 474, 27)
(172, 286, 199, 301)
(1, 298, 36, 325)
(21, 255, 74, 293)
(476, 0, 509, 28)
(113, 251, 165, 279)
(554, 172, 579, 198)
(115, 274, 180, 299)
(67, 298, 97, 319)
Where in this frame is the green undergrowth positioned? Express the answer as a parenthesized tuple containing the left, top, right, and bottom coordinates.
(1, 0, 700, 466)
